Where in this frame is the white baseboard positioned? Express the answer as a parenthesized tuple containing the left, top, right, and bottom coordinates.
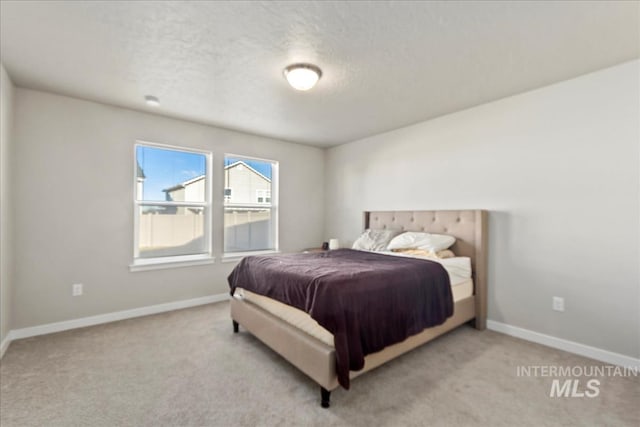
(7, 293, 230, 343)
(487, 320, 640, 369)
(0, 331, 14, 359)
(4, 300, 638, 370)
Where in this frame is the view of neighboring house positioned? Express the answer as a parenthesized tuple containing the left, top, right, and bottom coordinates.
(223, 160, 271, 206)
(223, 160, 274, 253)
(157, 159, 271, 212)
(164, 175, 205, 203)
(163, 175, 206, 215)
(137, 159, 274, 256)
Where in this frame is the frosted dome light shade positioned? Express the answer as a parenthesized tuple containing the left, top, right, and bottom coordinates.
(284, 64, 322, 91)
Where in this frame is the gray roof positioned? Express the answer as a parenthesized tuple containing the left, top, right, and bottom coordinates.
(163, 175, 205, 193)
(136, 163, 145, 179)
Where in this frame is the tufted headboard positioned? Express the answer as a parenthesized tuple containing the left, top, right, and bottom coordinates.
(364, 210, 488, 329)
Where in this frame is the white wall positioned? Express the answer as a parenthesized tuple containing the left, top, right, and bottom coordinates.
(11, 89, 324, 329)
(0, 64, 15, 349)
(325, 61, 640, 359)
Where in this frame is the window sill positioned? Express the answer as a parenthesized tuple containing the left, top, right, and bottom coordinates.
(130, 254, 215, 272)
(221, 250, 280, 263)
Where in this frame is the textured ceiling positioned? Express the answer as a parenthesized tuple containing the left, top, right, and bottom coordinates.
(1, 1, 638, 147)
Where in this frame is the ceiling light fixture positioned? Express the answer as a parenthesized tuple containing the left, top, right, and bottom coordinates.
(283, 63, 322, 91)
(144, 95, 160, 107)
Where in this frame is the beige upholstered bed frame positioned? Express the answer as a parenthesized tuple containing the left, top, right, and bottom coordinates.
(230, 209, 487, 407)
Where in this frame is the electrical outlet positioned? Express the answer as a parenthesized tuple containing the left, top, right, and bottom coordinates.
(552, 296, 564, 312)
(72, 283, 83, 296)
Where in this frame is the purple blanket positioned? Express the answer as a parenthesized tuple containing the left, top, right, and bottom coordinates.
(228, 249, 453, 389)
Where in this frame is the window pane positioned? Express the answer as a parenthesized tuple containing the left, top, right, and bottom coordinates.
(138, 205, 206, 258)
(224, 157, 272, 205)
(224, 208, 273, 252)
(136, 146, 206, 202)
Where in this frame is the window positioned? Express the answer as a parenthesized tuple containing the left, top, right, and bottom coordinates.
(132, 142, 212, 269)
(256, 189, 271, 204)
(224, 155, 278, 255)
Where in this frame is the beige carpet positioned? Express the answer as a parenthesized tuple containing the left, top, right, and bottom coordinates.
(1, 301, 638, 427)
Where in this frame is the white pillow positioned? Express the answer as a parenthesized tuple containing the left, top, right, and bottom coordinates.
(386, 231, 455, 252)
(352, 229, 401, 251)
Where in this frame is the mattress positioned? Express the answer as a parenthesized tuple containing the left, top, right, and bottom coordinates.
(233, 265, 473, 348)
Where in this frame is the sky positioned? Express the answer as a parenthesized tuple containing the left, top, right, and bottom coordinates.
(137, 146, 272, 201)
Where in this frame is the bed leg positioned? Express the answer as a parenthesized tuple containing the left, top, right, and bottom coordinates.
(472, 317, 486, 331)
(320, 387, 331, 408)
(232, 320, 239, 333)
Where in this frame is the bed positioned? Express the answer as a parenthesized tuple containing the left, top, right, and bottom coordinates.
(229, 209, 487, 407)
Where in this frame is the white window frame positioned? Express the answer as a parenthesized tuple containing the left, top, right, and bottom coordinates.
(130, 140, 213, 271)
(223, 154, 279, 260)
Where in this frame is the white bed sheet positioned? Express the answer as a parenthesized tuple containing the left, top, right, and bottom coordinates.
(379, 251, 473, 279)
